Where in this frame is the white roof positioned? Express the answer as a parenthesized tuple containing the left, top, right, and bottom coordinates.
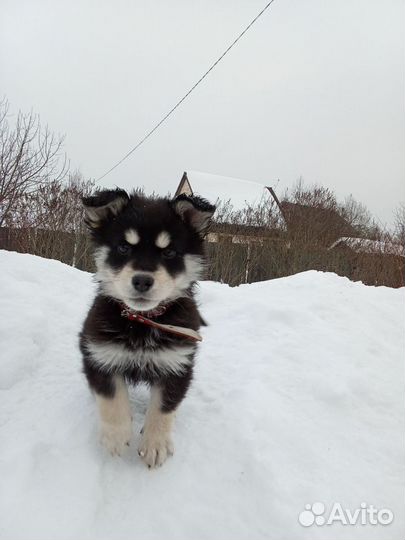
(329, 237, 405, 257)
(184, 170, 271, 211)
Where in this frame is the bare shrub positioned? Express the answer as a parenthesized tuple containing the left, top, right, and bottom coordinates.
(0, 99, 97, 269)
(206, 196, 285, 284)
(7, 172, 95, 269)
(0, 98, 68, 227)
(280, 178, 353, 245)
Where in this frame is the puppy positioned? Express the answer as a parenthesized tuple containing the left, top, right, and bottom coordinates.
(79, 189, 215, 468)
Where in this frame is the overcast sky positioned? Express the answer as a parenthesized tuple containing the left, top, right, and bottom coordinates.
(1, 0, 404, 226)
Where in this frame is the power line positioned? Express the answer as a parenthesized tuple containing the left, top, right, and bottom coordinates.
(97, 0, 277, 181)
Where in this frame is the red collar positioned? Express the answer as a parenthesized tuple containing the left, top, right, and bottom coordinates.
(119, 301, 168, 320)
(119, 301, 202, 342)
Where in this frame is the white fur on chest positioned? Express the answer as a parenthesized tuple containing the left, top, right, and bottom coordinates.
(84, 339, 195, 375)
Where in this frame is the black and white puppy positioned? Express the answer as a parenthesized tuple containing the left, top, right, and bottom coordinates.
(79, 189, 215, 468)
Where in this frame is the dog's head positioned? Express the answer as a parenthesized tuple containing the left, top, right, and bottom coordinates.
(82, 189, 216, 311)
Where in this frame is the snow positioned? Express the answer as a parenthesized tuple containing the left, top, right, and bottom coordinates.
(184, 170, 272, 211)
(0, 249, 404, 540)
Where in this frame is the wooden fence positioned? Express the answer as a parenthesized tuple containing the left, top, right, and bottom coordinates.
(1, 227, 403, 288)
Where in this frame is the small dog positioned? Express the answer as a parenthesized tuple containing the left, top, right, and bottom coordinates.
(79, 188, 215, 468)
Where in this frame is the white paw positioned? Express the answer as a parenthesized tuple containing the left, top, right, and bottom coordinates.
(138, 432, 174, 468)
(100, 421, 132, 456)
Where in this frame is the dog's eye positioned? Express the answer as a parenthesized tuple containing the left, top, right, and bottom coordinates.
(117, 244, 130, 255)
(162, 248, 176, 259)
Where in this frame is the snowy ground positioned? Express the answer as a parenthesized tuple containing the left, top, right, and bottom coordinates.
(0, 250, 404, 540)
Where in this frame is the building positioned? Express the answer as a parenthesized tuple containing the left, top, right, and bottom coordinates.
(329, 237, 405, 257)
(175, 171, 355, 244)
(175, 170, 273, 212)
(175, 170, 282, 244)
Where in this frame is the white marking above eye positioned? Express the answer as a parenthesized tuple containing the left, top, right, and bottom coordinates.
(125, 228, 140, 245)
(155, 231, 171, 249)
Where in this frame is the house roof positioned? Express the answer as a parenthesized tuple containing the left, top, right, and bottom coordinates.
(329, 237, 405, 257)
(179, 171, 272, 212)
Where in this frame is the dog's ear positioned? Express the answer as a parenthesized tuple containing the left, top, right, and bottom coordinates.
(171, 194, 216, 237)
(82, 188, 129, 229)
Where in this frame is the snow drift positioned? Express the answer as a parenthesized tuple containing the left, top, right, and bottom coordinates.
(0, 250, 404, 540)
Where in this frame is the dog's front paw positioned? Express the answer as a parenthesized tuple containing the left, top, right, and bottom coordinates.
(100, 421, 132, 456)
(138, 432, 174, 468)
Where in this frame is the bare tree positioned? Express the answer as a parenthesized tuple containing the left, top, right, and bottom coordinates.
(280, 178, 347, 244)
(14, 171, 93, 230)
(283, 177, 337, 210)
(394, 202, 405, 245)
(338, 194, 381, 238)
(10, 170, 95, 267)
(0, 98, 68, 226)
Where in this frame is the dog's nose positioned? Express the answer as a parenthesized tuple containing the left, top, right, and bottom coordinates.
(132, 274, 154, 293)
